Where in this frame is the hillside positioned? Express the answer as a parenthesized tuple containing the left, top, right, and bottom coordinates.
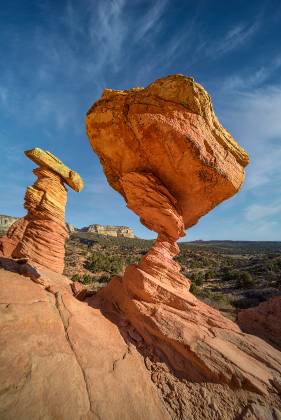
(65, 233, 281, 320)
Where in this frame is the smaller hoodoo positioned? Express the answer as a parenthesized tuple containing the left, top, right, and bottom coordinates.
(0, 148, 83, 273)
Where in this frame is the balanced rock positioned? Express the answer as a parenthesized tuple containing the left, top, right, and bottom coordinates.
(0, 148, 83, 273)
(86, 75, 281, 399)
(86, 74, 248, 228)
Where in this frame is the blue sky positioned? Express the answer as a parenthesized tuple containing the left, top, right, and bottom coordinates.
(0, 0, 281, 240)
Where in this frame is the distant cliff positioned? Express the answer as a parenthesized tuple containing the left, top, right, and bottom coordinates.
(0, 215, 135, 239)
(0, 215, 19, 235)
(80, 224, 135, 238)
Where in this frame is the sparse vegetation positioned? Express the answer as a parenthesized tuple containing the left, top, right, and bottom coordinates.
(63, 233, 281, 319)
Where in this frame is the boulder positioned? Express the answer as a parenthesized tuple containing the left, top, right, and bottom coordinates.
(238, 295, 281, 350)
(86, 74, 248, 228)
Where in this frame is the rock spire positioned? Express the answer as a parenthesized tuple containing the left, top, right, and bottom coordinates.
(0, 148, 83, 273)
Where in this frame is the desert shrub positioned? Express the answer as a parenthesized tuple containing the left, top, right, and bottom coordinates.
(85, 252, 125, 276)
(205, 270, 216, 280)
(96, 274, 111, 284)
(235, 271, 255, 288)
(71, 274, 94, 285)
(189, 272, 204, 286)
(189, 283, 200, 295)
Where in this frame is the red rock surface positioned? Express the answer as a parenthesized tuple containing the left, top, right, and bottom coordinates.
(238, 296, 281, 350)
(0, 263, 168, 420)
(1, 261, 281, 419)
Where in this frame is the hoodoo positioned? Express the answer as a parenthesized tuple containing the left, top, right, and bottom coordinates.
(86, 75, 281, 401)
(0, 148, 83, 273)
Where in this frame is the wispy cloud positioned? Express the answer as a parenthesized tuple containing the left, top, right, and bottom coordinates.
(214, 22, 259, 55)
(218, 83, 281, 190)
(221, 56, 281, 92)
(245, 200, 281, 222)
(133, 0, 168, 42)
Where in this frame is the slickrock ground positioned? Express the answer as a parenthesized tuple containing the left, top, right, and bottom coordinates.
(0, 259, 167, 420)
(0, 148, 83, 273)
(1, 259, 281, 419)
(238, 296, 281, 351)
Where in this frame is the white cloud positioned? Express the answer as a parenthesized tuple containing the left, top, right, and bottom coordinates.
(218, 84, 281, 190)
(214, 22, 259, 55)
(245, 201, 281, 222)
(133, 0, 168, 42)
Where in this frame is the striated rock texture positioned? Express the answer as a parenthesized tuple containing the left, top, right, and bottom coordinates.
(238, 296, 281, 351)
(0, 149, 83, 273)
(25, 147, 84, 192)
(86, 74, 249, 229)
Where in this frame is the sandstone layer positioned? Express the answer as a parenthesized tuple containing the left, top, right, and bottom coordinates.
(25, 147, 84, 192)
(0, 149, 83, 273)
(238, 296, 281, 351)
(86, 74, 249, 228)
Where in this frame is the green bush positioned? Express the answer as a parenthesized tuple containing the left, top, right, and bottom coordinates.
(85, 252, 125, 276)
(236, 271, 255, 288)
(71, 274, 94, 285)
(189, 272, 204, 286)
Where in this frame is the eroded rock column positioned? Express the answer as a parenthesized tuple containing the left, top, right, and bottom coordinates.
(0, 148, 83, 273)
(12, 167, 68, 273)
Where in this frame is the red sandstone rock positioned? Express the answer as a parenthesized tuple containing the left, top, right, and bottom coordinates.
(86, 74, 249, 229)
(120, 172, 185, 241)
(0, 218, 28, 257)
(85, 74, 281, 399)
(71, 281, 87, 300)
(11, 167, 68, 273)
(0, 266, 168, 420)
(238, 296, 281, 350)
(0, 149, 83, 274)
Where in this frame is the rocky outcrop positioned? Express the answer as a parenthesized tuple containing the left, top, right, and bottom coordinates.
(238, 296, 281, 350)
(86, 74, 280, 397)
(0, 215, 19, 235)
(81, 223, 135, 238)
(0, 148, 83, 273)
(0, 261, 168, 420)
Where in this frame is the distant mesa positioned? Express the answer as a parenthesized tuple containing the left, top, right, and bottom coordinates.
(0, 216, 135, 239)
(0, 148, 83, 273)
(0, 215, 18, 236)
(80, 224, 135, 238)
